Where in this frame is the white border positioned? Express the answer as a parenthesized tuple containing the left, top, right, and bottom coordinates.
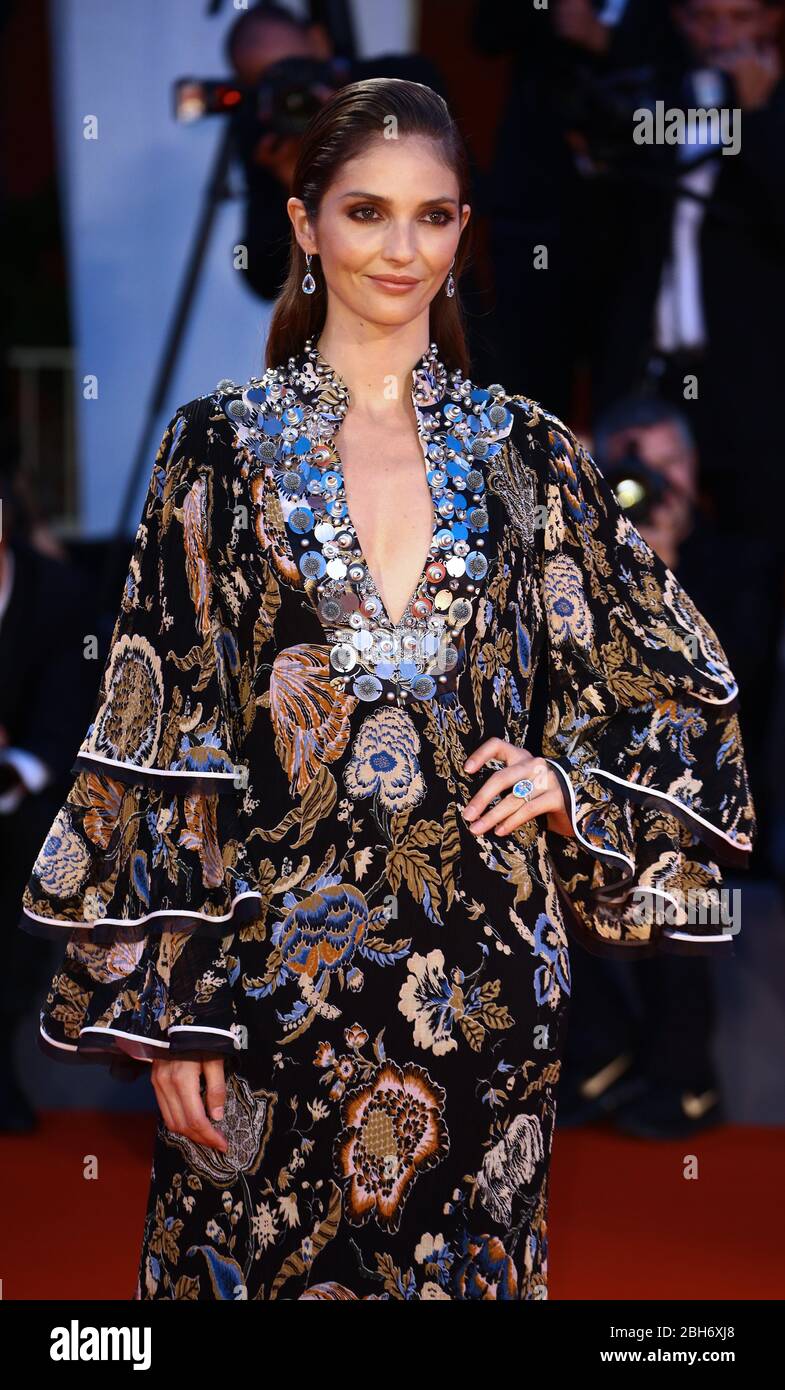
(40, 1021, 238, 1056)
(544, 759, 634, 869)
(661, 929, 732, 944)
(544, 756, 746, 940)
(546, 756, 750, 862)
(23, 887, 263, 934)
(678, 684, 738, 707)
(586, 765, 751, 855)
(74, 751, 238, 782)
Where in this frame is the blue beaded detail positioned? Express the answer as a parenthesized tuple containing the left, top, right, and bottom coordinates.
(221, 336, 516, 707)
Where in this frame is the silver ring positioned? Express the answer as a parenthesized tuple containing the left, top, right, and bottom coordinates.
(512, 778, 535, 802)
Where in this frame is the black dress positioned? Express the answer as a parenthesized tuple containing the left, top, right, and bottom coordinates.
(19, 337, 755, 1300)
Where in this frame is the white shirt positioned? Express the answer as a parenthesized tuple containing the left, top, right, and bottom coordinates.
(654, 70, 724, 352)
(596, 0, 631, 22)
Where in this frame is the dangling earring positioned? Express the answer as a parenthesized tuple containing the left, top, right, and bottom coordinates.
(445, 256, 456, 298)
(302, 253, 316, 295)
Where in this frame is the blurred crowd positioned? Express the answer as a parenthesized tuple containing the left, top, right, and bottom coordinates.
(472, 0, 785, 887)
(468, 0, 785, 1139)
(1, 0, 783, 1135)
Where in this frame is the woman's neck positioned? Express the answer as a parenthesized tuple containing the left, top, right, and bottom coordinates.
(315, 321, 430, 419)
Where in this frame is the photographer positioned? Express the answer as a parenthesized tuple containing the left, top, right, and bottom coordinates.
(0, 456, 96, 1131)
(471, 0, 681, 416)
(594, 394, 780, 872)
(593, 0, 785, 552)
(557, 395, 777, 1136)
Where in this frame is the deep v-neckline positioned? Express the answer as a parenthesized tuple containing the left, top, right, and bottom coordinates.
(331, 411, 439, 631)
(223, 337, 515, 704)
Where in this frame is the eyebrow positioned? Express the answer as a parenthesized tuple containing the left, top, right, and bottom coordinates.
(339, 190, 459, 207)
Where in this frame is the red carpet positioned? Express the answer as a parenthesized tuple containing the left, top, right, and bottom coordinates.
(0, 1111, 157, 1301)
(549, 1122, 785, 1300)
(1, 1113, 783, 1300)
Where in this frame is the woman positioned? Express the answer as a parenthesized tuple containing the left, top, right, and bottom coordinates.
(20, 79, 755, 1300)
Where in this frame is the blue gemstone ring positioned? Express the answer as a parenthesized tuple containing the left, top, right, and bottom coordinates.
(512, 778, 535, 802)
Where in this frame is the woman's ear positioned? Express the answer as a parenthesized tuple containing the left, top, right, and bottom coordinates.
(286, 196, 317, 255)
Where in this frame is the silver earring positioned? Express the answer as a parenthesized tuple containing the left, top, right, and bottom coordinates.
(445, 256, 456, 298)
(302, 253, 316, 295)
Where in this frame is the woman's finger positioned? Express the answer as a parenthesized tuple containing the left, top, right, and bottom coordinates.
(151, 1062, 189, 1136)
(494, 786, 561, 834)
(152, 1058, 228, 1151)
(462, 736, 508, 774)
(468, 782, 558, 837)
(150, 1064, 177, 1132)
(203, 1057, 228, 1123)
(462, 749, 545, 826)
(464, 753, 562, 834)
(175, 1059, 229, 1152)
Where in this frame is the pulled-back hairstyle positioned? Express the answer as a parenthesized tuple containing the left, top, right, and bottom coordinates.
(265, 77, 474, 375)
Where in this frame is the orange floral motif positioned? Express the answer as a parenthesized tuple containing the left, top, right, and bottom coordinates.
(333, 1059, 449, 1232)
(83, 773, 125, 849)
(268, 643, 357, 795)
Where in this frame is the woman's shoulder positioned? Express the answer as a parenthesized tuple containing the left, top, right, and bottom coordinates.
(161, 369, 281, 470)
(166, 364, 590, 496)
(492, 381, 580, 446)
(170, 374, 261, 428)
(472, 373, 591, 494)
(173, 362, 294, 435)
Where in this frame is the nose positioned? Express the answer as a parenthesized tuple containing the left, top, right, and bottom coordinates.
(380, 220, 418, 265)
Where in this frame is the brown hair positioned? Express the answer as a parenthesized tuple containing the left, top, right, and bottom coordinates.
(265, 77, 474, 375)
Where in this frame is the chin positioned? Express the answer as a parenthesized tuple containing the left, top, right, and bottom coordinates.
(354, 301, 430, 329)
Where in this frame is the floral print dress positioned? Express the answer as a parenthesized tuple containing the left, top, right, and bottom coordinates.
(19, 337, 755, 1300)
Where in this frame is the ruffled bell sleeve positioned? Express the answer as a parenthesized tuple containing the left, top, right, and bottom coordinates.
(531, 412, 756, 957)
(19, 401, 254, 1071)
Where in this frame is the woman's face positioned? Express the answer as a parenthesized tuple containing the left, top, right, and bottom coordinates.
(288, 134, 471, 328)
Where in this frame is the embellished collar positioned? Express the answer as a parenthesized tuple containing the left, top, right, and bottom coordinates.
(220, 335, 518, 703)
(277, 334, 454, 440)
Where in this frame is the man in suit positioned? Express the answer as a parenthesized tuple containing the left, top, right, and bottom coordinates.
(471, 0, 683, 413)
(555, 394, 781, 1137)
(0, 459, 96, 1131)
(592, 0, 785, 548)
(589, 0, 785, 887)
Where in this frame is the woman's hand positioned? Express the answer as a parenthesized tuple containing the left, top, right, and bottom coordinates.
(151, 1055, 229, 1153)
(462, 738, 575, 840)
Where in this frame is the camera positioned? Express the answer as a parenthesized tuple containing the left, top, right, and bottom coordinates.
(600, 440, 667, 527)
(174, 55, 351, 165)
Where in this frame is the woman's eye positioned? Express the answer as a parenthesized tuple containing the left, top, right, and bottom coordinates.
(347, 206, 453, 225)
